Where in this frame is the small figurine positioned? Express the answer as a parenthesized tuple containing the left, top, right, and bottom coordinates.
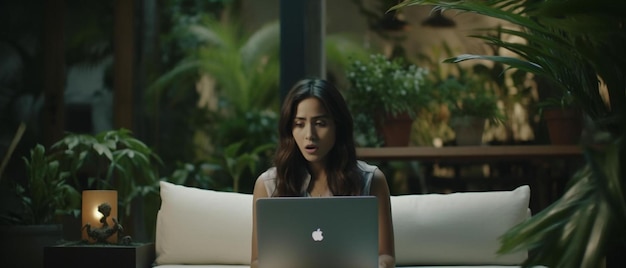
(82, 202, 131, 244)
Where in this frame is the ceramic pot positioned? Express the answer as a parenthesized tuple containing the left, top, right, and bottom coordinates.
(376, 112, 413, 147)
(450, 115, 486, 146)
(543, 108, 583, 145)
(0, 224, 63, 268)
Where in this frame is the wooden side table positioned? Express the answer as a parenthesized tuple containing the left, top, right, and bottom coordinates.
(44, 242, 155, 268)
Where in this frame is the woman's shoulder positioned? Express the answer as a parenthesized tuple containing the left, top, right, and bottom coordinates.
(356, 160, 378, 173)
(258, 167, 277, 182)
(256, 167, 277, 197)
(356, 160, 381, 195)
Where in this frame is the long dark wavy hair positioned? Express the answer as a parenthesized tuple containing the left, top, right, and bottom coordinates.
(273, 78, 362, 197)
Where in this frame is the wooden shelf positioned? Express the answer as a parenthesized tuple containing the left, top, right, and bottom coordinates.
(356, 145, 583, 162)
(358, 145, 587, 212)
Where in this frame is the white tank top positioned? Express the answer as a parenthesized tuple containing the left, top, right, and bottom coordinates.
(258, 160, 377, 197)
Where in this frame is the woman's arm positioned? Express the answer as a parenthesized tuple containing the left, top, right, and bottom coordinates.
(250, 177, 269, 268)
(370, 169, 395, 268)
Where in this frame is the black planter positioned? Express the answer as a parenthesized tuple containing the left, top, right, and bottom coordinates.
(0, 224, 63, 268)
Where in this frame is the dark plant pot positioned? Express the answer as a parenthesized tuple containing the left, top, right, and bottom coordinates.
(376, 112, 413, 147)
(543, 108, 583, 145)
(0, 224, 63, 268)
(450, 115, 486, 146)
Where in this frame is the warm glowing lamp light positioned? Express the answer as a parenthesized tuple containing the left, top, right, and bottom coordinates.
(81, 190, 118, 243)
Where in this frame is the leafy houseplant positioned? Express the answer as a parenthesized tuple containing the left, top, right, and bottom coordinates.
(1, 144, 80, 225)
(0, 144, 81, 268)
(417, 42, 506, 145)
(149, 8, 369, 186)
(435, 69, 504, 145)
(392, 0, 626, 267)
(347, 53, 430, 146)
(49, 128, 162, 219)
(146, 14, 282, 176)
(2, 129, 161, 229)
(438, 75, 503, 145)
(418, 40, 533, 146)
(538, 93, 584, 145)
(36, 128, 163, 242)
(167, 141, 275, 194)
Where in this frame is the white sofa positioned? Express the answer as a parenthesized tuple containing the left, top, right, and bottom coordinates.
(153, 181, 534, 268)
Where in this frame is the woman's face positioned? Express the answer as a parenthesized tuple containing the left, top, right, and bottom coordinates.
(292, 97, 336, 164)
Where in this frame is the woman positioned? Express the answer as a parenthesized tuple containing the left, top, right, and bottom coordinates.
(250, 78, 395, 268)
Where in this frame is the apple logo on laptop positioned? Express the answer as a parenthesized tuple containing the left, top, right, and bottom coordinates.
(312, 228, 324, 241)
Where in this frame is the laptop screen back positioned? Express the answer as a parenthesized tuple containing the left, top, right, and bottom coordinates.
(256, 196, 378, 268)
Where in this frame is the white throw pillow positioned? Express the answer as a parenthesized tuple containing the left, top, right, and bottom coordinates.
(391, 185, 530, 266)
(155, 181, 252, 265)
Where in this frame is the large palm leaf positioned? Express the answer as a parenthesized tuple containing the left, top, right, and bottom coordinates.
(391, 0, 625, 132)
(497, 139, 625, 267)
(149, 19, 370, 114)
(391, 1, 626, 267)
(148, 18, 281, 114)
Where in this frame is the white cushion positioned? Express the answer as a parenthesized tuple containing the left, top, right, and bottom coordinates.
(155, 181, 531, 266)
(155, 181, 252, 265)
(391, 185, 530, 266)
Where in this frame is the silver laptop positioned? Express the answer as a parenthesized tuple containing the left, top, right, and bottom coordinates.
(256, 196, 378, 268)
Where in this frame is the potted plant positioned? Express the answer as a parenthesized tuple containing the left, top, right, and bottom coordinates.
(392, 1, 625, 267)
(47, 128, 162, 240)
(436, 73, 504, 146)
(347, 53, 431, 147)
(2, 128, 162, 227)
(0, 128, 163, 244)
(15, 144, 81, 224)
(537, 93, 584, 145)
(0, 144, 81, 268)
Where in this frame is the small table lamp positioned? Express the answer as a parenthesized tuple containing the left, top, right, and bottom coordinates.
(81, 190, 119, 244)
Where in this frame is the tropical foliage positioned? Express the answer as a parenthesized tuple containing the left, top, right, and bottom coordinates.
(1, 144, 80, 225)
(392, 1, 626, 267)
(2, 129, 163, 225)
(425, 55, 504, 124)
(48, 129, 162, 217)
(347, 53, 431, 118)
(148, 6, 372, 192)
(146, 12, 282, 191)
(148, 17, 281, 115)
(347, 54, 432, 147)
